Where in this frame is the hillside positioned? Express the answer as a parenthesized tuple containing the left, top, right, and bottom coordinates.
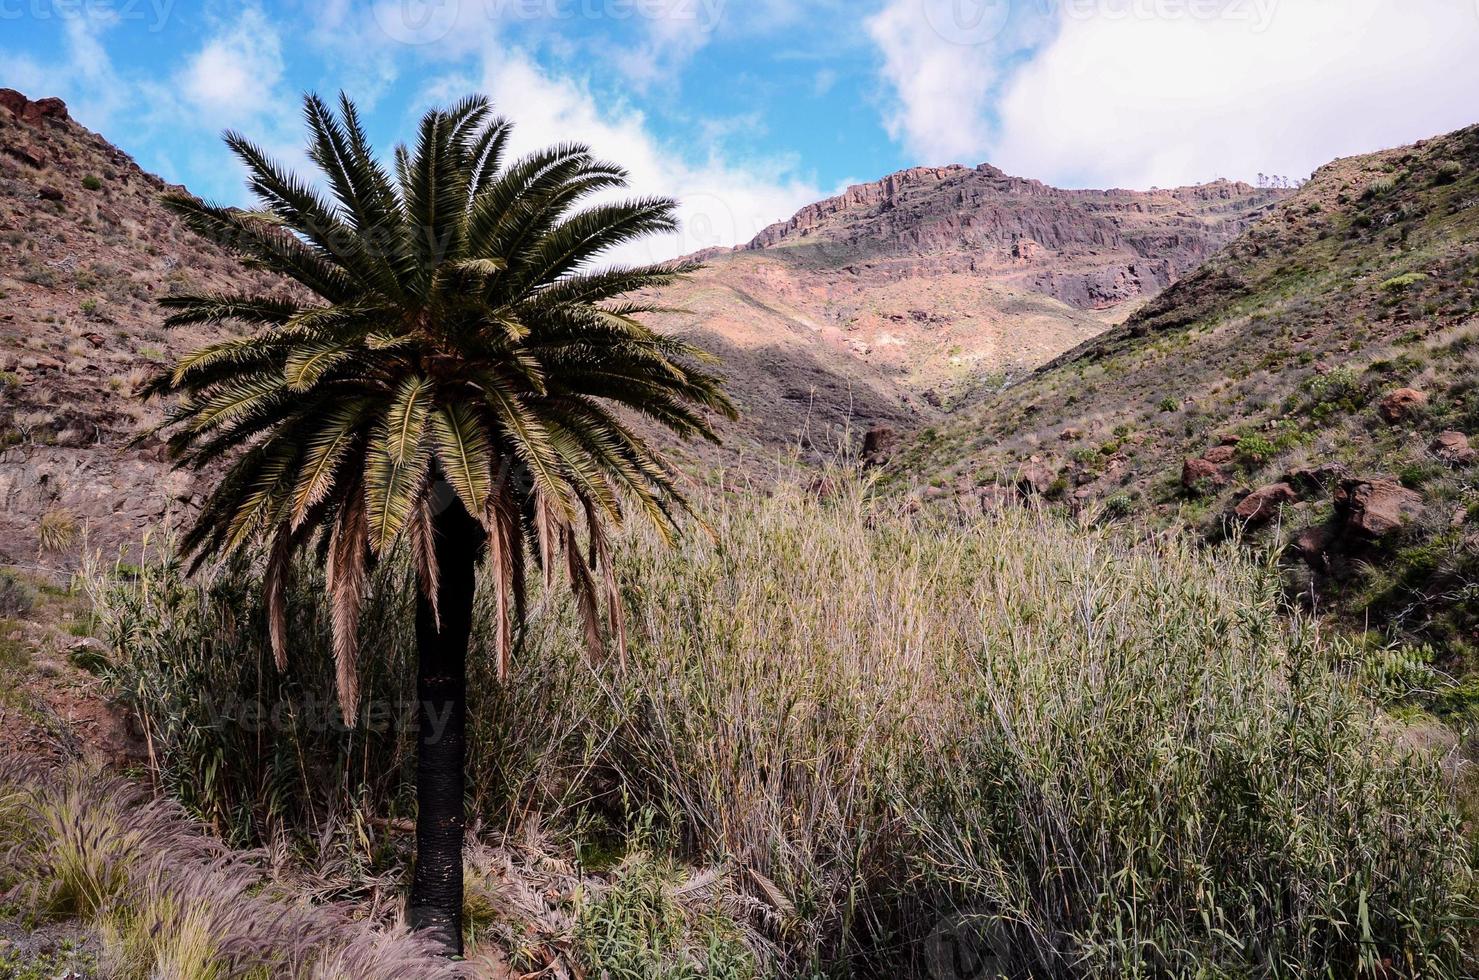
(896, 124, 1479, 661)
(0, 88, 1281, 564)
(651, 164, 1284, 425)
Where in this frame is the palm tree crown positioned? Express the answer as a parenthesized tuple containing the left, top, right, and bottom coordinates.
(146, 93, 734, 718)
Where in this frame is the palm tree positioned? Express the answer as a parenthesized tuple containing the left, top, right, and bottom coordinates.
(144, 93, 734, 954)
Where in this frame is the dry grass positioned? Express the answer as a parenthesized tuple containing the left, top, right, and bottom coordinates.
(85, 470, 1476, 976)
(0, 762, 461, 979)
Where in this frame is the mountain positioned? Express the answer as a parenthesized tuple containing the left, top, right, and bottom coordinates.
(648, 164, 1285, 458)
(0, 88, 1280, 561)
(895, 124, 1479, 661)
(0, 90, 289, 563)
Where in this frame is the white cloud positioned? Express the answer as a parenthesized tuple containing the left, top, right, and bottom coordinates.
(871, 0, 1479, 188)
(0, 14, 127, 129)
(991, 0, 1479, 188)
(866, 0, 1051, 166)
(452, 51, 826, 261)
(176, 6, 286, 119)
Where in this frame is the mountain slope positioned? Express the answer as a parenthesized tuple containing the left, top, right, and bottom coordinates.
(898, 125, 1479, 659)
(652, 164, 1284, 420)
(0, 89, 1280, 562)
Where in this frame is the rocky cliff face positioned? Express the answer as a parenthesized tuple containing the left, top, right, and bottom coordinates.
(0, 88, 1283, 568)
(650, 164, 1285, 417)
(731, 163, 1283, 310)
(0, 90, 283, 565)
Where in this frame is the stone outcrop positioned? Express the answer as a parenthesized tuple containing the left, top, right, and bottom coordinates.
(0, 89, 68, 126)
(1431, 431, 1476, 466)
(1335, 478, 1424, 539)
(1234, 483, 1297, 523)
(1378, 388, 1428, 422)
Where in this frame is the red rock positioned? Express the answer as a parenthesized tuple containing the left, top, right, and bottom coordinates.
(1285, 463, 1349, 492)
(1336, 479, 1424, 538)
(1378, 388, 1428, 422)
(0, 88, 27, 117)
(0, 89, 68, 126)
(1293, 525, 1334, 570)
(2, 143, 46, 168)
(861, 425, 898, 466)
(1202, 445, 1238, 465)
(83, 333, 105, 349)
(1431, 431, 1476, 466)
(37, 186, 64, 203)
(1234, 483, 1297, 523)
(1182, 457, 1227, 489)
(1017, 457, 1058, 496)
(979, 486, 1017, 513)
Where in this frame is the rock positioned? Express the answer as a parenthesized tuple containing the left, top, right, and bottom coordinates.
(979, 486, 1017, 514)
(30, 96, 69, 123)
(1378, 388, 1428, 422)
(0, 89, 68, 125)
(2, 143, 46, 168)
(1431, 431, 1476, 466)
(1234, 482, 1298, 523)
(1285, 462, 1349, 493)
(1336, 478, 1424, 539)
(1058, 427, 1083, 442)
(1182, 456, 1228, 489)
(1016, 457, 1058, 496)
(861, 425, 898, 467)
(1292, 525, 1334, 571)
(1202, 445, 1238, 465)
(37, 186, 64, 203)
(83, 332, 105, 349)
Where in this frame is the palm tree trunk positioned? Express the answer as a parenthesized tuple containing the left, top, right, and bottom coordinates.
(409, 493, 485, 955)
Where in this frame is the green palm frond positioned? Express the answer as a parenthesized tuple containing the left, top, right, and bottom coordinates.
(150, 90, 735, 705)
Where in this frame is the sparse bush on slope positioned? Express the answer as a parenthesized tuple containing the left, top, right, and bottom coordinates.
(87, 472, 1476, 977)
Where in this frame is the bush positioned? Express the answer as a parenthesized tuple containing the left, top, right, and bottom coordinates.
(89, 474, 1477, 976)
(81, 175, 103, 192)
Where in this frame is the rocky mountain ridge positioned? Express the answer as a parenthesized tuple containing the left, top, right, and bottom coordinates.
(893, 123, 1479, 663)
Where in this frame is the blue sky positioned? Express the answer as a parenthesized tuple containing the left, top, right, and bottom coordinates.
(3, 1, 1478, 260)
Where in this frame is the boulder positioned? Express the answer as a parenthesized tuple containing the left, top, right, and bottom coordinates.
(1431, 431, 1476, 466)
(0, 89, 68, 125)
(1292, 525, 1334, 571)
(1202, 445, 1238, 466)
(1336, 478, 1424, 539)
(860, 425, 898, 467)
(979, 486, 1017, 514)
(37, 186, 64, 203)
(1378, 388, 1428, 423)
(1285, 462, 1349, 493)
(1182, 456, 1227, 489)
(1016, 457, 1058, 496)
(1234, 482, 1298, 524)
(1058, 427, 1084, 442)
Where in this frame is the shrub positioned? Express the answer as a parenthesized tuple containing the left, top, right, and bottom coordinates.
(37, 508, 79, 554)
(89, 474, 1478, 976)
(1382, 272, 1430, 292)
(81, 175, 103, 192)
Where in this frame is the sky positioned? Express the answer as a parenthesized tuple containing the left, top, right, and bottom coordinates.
(2, 0, 1478, 261)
